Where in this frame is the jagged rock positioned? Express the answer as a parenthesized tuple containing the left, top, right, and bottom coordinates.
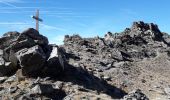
(10, 28, 48, 53)
(31, 84, 55, 95)
(104, 32, 115, 47)
(64, 34, 82, 45)
(123, 89, 149, 100)
(10, 38, 36, 53)
(16, 45, 46, 75)
(0, 31, 20, 50)
(5, 75, 16, 83)
(111, 49, 131, 61)
(18, 28, 48, 46)
(130, 21, 163, 42)
(43, 45, 65, 76)
(111, 49, 124, 61)
(104, 32, 114, 41)
(0, 57, 17, 76)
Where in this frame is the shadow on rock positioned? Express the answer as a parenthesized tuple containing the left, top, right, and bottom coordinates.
(39, 89, 66, 100)
(57, 64, 127, 99)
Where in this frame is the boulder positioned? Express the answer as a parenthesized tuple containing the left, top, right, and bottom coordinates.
(0, 58, 17, 76)
(11, 28, 49, 53)
(44, 45, 66, 76)
(18, 28, 48, 46)
(104, 32, 115, 47)
(111, 49, 124, 61)
(16, 45, 46, 75)
(0, 28, 49, 63)
(130, 21, 163, 42)
(10, 38, 36, 53)
(0, 50, 17, 76)
(0, 31, 20, 50)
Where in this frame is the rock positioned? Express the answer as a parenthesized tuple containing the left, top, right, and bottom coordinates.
(131, 21, 150, 31)
(104, 32, 115, 47)
(0, 87, 5, 95)
(5, 75, 16, 83)
(10, 38, 36, 53)
(164, 87, 170, 95)
(130, 21, 163, 42)
(0, 77, 7, 83)
(18, 94, 34, 100)
(0, 57, 17, 76)
(9, 86, 18, 93)
(64, 34, 82, 44)
(44, 45, 66, 76)
(18, 28, 48, 46)
(123, 89, 149, 100)
(16, 45, 46, 75)
(0, 49, 18, 76)
(31, 84, 55, 95)
(53, 81, 64, 89)
(0, 49, 3, 56)
(63, 94, 74, 100)
(111, 49, 124, 61)
(10, 28, 49, 53)
(103, 76, 111, 81)
(16, 69, 26, 82)
(0, 31, 20, 50)
(96, 38, 106, 47)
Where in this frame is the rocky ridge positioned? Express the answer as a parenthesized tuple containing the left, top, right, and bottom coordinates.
(0, 21, 170, 100)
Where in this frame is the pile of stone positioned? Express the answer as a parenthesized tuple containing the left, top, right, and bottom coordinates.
(1, 21, 170, 99)
(0, 28, 66, 77)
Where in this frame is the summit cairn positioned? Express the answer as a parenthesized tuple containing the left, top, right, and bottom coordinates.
(0, 28, 66, 77)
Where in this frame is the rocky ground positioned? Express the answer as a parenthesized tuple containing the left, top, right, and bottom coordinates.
(0, 21, 170, 100)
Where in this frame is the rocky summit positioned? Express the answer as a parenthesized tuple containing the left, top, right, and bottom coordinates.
(0, 21, 170, 100)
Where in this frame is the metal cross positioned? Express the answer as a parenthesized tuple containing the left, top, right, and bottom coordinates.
(32, 9, 43, 31)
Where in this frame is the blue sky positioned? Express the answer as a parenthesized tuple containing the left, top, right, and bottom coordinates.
(0, 0, 170, 44)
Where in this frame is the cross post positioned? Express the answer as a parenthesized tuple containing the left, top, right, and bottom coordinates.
(32, 9, 43, 31)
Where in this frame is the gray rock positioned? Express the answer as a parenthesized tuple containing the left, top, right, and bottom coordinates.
(0, 49, 18, 76)
(0, 87, 5, 95)
(31, 84, 55, 95)
(16, 69, 26, 82)
(0, 77, 7, 83)
(16, 45, 46, 75)
(10, 38, 36, 53)
(9, 86, 18, 93)
(0, 31, 20, 50)
(53, 81, 64, 89)
(18, 28, 48, 46)
(0, 49, 3, 56)
(0, 57, 17, 76)
(164, 87, 170, 95)
(5, 75, 16, 83)
(44, 45, 66, 76)
(123, 89, 149, 100)
(111, 49, 124, 61)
